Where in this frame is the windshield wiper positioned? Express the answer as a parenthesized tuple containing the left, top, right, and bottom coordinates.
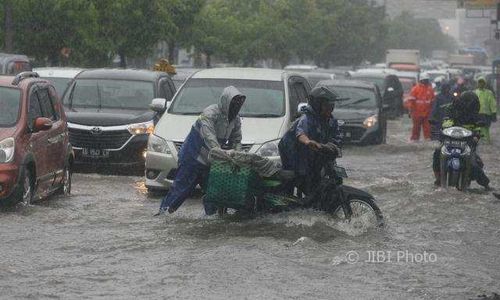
(337, 98, 371, 108)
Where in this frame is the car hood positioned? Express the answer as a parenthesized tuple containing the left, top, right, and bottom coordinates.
(334, 108, 378, 122)
(65, 108, 155, 126)
(0, 127, 16, 140)
(156, 114, 286, 144)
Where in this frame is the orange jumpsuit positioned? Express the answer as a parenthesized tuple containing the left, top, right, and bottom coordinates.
(407, 83, 435, 141)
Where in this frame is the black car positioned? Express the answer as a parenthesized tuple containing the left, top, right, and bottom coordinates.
(62, 69, 176, 171)
(349, 72, 403, 118)
(317, 80, 387, 145)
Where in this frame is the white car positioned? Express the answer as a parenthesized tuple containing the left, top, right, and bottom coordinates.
(34, 67, 84, 97)
(145, 67, 312, 191)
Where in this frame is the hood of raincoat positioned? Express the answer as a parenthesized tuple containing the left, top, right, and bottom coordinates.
(218, 86, 245, 117)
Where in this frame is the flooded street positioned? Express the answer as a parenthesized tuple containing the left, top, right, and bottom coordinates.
(1, 118, 499, 300)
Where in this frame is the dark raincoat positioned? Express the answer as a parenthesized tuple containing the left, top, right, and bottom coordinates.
(279, 105, 342, 194)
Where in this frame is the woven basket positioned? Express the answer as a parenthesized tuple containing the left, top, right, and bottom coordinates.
(204, 160, 258, 209)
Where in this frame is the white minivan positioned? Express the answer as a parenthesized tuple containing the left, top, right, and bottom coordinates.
(145, 68, 311, 191)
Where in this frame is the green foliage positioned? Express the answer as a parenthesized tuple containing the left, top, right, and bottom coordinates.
(386, 12, 457, 58)
(0, 0, 457, 68)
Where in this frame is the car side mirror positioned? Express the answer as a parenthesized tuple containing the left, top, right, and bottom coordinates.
(297, 103, 308, 115)
(150, 98, 168, 113)
(33, 117, 53, 132)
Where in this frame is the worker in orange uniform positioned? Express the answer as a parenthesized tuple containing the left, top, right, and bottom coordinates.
(407, 73, 435, 141)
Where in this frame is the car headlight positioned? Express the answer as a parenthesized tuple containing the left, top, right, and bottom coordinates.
(128, 121, 154, 135)
(363, 115, 378, 128)
(0, 137, 15, 163)
(256, 139, 280, 157)
(147, 134, 171, 154)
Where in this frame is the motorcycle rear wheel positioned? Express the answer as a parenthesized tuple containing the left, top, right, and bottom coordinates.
(333, 198, 384, 228)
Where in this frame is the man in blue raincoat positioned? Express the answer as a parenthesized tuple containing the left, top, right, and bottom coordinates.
(156, 86, 246, 215)
(279, 86, 343, 196)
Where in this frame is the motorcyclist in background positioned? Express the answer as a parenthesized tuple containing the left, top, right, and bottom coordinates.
(279, 86, 343, 196)
(474, 77, 497, 143)
(429, 82, 454, 140)
(432, 91, 491, 190)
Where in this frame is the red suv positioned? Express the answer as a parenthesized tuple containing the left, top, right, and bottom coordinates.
(0, 72, 73, 205)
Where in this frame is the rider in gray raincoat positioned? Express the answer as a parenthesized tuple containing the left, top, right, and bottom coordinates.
(156, 86, 246, 215)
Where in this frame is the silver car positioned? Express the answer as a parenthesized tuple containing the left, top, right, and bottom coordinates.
(145, 67, 311, 192)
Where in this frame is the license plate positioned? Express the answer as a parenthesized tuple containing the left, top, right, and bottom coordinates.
(81, 148, 110, 158)
(344, 132, 351, 138)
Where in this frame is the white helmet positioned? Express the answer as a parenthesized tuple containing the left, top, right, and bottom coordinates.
(419, 72, 430, 81)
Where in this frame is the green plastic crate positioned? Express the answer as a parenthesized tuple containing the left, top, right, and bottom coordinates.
(204, 160, 258, 209)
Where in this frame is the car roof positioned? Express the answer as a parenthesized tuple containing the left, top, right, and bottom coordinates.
(351, 72, 387, 79)
(0, 75, 49, 89)
(191, 68, 290, 82)
(318, 79, 376, 89)
(76, 68, 168, 81)
(34, 67, 84, 78)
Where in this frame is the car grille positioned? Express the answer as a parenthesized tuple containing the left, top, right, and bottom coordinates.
(173, 141, 253, 153)
(69, 128, 132, 149)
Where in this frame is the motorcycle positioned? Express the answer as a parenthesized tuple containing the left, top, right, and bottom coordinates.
(439, 126, 475, 190)
(203, 146, 384, 228)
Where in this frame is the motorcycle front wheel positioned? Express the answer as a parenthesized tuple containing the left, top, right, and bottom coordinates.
(333, 198, 384, 228)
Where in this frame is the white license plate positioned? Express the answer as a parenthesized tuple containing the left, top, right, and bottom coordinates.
(82, 148, 110, 158)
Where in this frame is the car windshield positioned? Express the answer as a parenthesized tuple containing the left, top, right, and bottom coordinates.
(43, 77, 72, 97)
(68, 79, 154, 110)
(352, 76, 385, 90)
(328, 86, 377, 109)
(0, 87, 21, 127)
(170, 78, 285, 117)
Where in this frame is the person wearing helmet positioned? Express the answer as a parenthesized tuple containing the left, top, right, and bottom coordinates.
(432, 91, 491, 189)
(155, 86, 246, 215)
(429, 82, 454, 140)
(278, 86, 343, 195)
(474, 77, 497, 143)
(407, 73, 435, 141)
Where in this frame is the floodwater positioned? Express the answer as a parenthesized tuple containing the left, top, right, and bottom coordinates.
(1, 118, 499, 299)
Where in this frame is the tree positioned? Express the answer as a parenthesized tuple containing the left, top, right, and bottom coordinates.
(11, 0, 104, 66)
(159, 0, 204, 63)
(91, 0, 173, 68)
(385, 12, 456, 58)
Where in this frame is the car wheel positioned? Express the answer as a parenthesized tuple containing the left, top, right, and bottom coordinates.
(61, 165, 72, 196)
(20, 169, 33, 206)
(57, 162, 72, 196)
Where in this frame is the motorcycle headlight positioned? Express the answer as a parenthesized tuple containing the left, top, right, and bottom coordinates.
(0, 137, 15, 163)
(442, 127, 472, 139)
(147, 134, 171, 154)
(363, 115, 378, 128)
(128, 121, 155, 135)
(256, 139, 280, 157)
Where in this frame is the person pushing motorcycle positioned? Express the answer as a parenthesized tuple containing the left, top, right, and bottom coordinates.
(432, 91, 491, 190)
(155, 86, 246, 215)
(279, 86, 343, 197)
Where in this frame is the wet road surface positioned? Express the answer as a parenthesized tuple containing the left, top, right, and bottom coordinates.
(1, 118, 499, 299)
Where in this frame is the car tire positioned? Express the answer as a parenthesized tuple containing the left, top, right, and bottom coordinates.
(146, 186, 167, 197)
(57, 163, 72, 196)
(20, 168, 34, 206)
